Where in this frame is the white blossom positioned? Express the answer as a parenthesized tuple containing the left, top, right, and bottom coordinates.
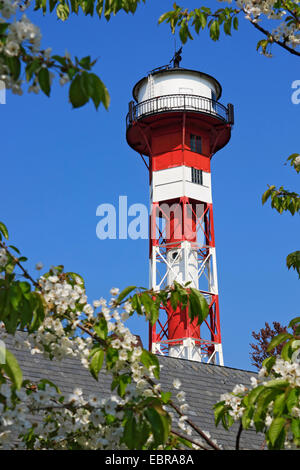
(172, 378, 181, 389)
(110, 287, 119, 296)
(0, 249, 8, 267)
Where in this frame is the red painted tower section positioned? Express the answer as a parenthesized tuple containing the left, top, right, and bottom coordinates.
(126, 66, 234, 364)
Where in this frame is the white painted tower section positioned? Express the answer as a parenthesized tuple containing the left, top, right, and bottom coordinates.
(151, 167, 212, 204)
(135, 70, 219, 102)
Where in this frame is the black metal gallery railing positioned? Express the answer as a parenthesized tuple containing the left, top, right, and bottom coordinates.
(126, 94, 234, 128)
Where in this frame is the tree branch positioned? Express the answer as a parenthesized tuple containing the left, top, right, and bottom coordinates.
(245, 12, 300, 57)
(236, 422, 243, 450)
(0, 241, 40, 288)
(169, 399, 221, 450)
(170, 429, 210, 450)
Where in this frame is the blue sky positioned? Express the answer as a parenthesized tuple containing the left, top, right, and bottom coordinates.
(1, 0, 299, 371)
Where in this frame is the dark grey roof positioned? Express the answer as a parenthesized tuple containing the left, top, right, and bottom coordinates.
(2, 334, 264, 450)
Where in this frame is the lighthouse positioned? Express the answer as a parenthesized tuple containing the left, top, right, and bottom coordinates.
(126, 56, 234, 366)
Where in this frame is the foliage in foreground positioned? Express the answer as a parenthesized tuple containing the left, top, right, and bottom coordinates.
(0, 221, 221, 450)
(214, 317, 300, 450)
(0, 216, 299, 450)
(214, 156, 300, 450)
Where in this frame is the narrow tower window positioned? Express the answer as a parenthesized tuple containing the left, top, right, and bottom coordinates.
(190, 134, 202, 154)
(191, 168, 203, 185)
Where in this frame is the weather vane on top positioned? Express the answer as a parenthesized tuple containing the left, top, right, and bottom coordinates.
(172, 47, 183, 68)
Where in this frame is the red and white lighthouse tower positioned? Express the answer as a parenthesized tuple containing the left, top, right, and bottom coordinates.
(126, 59, 234, 365)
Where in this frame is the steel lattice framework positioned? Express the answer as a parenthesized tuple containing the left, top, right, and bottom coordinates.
(149, 198, 223, 364)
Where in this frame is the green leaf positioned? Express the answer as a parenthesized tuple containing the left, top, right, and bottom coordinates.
(5, 260, 15, 275)
(144, 407, 170, 446)
(213, 401, 226, 427)
(210, 20, 220, 41)
(221, 411, 234, 430)
(6, 57, 20, 81)
(253, 389, 279, 432)
(241, 405, 254, 429)
(198, 11, 207, 29)
(264, 379, 290, 389)
(28, 293, 45, 333)
(131, 293, 143, 315)
(286, 388, 299, 413)
(256, 39, 269, 55)
(38, 378, 60, 393)
(0, 222, 9, 240)
(140, 292, 154, 316)
(3, 305, 19, 334)
(56, 2, 70, 20)
(262, 356, 276, 373)
(0, 23, 9, 35)
(170, 290, 180, 311)
(173, 433, 194, 449)
(223, 17, 232, 36)
(96, 0, 103, 17)
(94, 318, 108, 341)
(67, 66, 77, 80)
(150, 303, 159, 325)
(81, 0, 94, 15)
(188, 288, 209, 325)
(49, 0, 58, 12)
(160, 391, 172, 404)
(268, 417, 286, 447)
(286, 251, 300, 278)
(158, 12, 171, 24)
(2, 349, 23, 389)
(19, 298, 33, 328)
(140, 349, 160, 379)
(123, 411, 137, 449)
(8, 245, 20, 254)
(179, 20, 193, 44)
(173, 281, 188, 304)
(287, 153, 300, 173)
(262, 185, 275, 204)
(233, 16, 238, 30)
(34, 0, 47, 13)
(291, 418, 300, 440)
(9, 284, 22, 310)
(89, 348, 104, 380)
(267, 332, 292, 352)
(52, 55, 67, 67)
(66, 272, 85, 288)
(288, 317, 300, 328)
(38, 67, 51, 97)
(248, 385, 265, 405)
(280, 340, 293, 361)
(0, 289, 9, 321)
(78, 56, 92, 70)
(106, 347, 119, 370)
(273, 392, 286, 416)
(123, 411, 151, 450)
(85, 72, 110, 110)
(69, 74, 89, 108)
(113, 373, 131, 398)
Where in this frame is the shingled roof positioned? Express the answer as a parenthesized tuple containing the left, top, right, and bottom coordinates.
(3, 334, 264, 450)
